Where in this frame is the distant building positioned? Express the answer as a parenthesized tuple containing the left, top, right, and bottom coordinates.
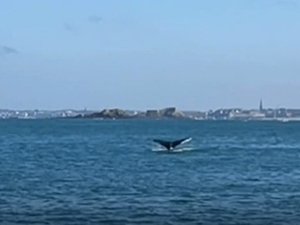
(250, 110, 265, 119)
(287, 109, 300, 117)
(211, 109, 233, 120)
(259, 99, 263, 112)
(229, 109, 251, 120)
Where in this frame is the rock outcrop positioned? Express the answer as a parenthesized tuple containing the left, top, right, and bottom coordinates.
(159, 107, 185, 118)
(82, 107, 187, 119)
(86, 108, 131, 119)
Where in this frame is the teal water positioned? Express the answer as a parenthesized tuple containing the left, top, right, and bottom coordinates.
(1, 119, 300, 225)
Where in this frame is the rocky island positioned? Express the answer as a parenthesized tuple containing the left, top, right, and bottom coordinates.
(76, 107, 187, 120)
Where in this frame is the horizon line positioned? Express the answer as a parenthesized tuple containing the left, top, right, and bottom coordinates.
(1, 106, 300, 112)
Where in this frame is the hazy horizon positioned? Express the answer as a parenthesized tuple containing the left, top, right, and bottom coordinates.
(1, 0, 299, 110)
(0, 101, 295, 112)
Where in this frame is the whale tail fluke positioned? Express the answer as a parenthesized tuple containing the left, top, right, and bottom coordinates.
(153, 137, 192, 150)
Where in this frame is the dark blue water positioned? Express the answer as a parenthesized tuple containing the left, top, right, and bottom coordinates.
(1, 119, 300, 225)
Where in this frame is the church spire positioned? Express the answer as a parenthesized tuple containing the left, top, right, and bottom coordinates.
(259, 99, 263, 112)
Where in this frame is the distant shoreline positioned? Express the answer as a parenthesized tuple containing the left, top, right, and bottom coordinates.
(1, 106, 300, 121)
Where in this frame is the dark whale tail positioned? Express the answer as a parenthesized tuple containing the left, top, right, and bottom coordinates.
(153, 137, 192, 150)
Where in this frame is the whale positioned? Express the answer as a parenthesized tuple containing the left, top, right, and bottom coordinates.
(153, 137, 192, 151)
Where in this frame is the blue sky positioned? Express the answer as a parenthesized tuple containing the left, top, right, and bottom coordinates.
(0, 0, 299, 110)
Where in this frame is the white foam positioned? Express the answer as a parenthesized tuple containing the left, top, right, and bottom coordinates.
(152, 147, 165, 152)
(152, 146, 197, 153)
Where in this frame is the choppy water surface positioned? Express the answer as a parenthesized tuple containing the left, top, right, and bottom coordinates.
(1, 119, 300, 225)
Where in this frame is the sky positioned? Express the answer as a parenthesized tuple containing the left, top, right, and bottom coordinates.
(0, 0, 300, 110)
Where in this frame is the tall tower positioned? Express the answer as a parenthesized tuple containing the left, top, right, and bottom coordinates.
(259, 99, 263, 112)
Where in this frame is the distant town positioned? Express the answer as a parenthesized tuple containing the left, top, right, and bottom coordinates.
(1, 100, 300, 121)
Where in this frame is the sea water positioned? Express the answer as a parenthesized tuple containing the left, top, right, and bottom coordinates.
(1, 119, 300, 225)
